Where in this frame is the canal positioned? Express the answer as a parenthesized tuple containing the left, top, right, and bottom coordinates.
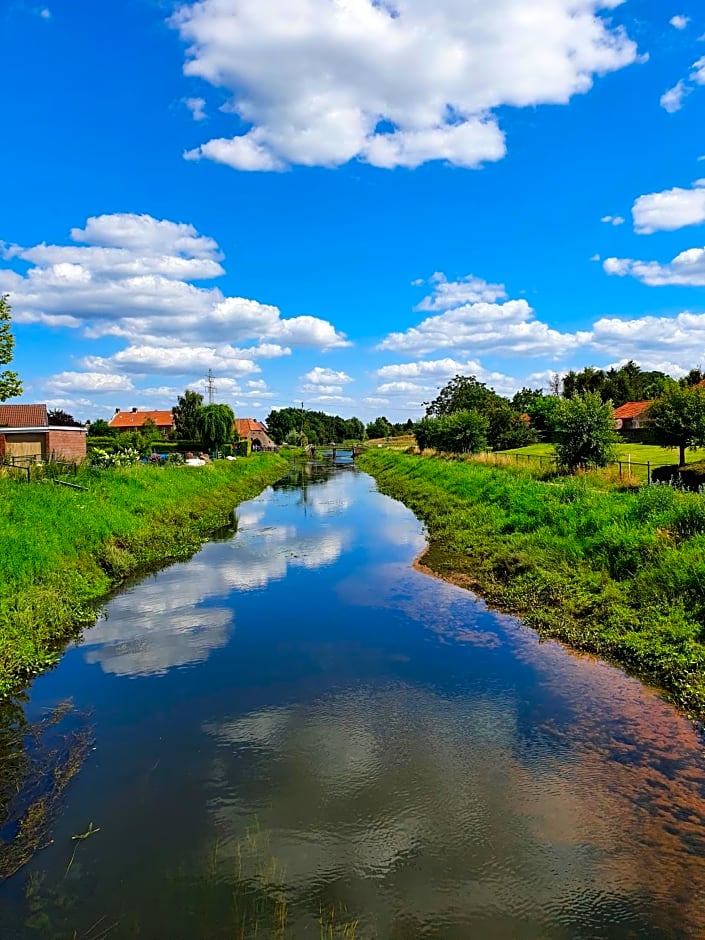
(2, 461, 705, 938)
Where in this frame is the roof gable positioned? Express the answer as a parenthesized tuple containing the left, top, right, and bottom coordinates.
(0, 404, 48, 427)
(109, 410, 174, 429)
(613, 400, 653, 419)
(235, 418, 268, 435)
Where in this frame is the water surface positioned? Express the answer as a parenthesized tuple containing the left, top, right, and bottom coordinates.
(2, 461, 705, 938)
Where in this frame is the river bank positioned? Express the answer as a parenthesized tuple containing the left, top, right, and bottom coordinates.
(358, 449, 705, 720)
(0, 454, 289, 696)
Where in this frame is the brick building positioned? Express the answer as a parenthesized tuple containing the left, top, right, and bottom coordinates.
(109, 408, 175, 436)
(0, 404, 87, 463)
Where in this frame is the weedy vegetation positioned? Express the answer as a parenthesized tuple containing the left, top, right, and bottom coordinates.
(359, 449, 705, 720)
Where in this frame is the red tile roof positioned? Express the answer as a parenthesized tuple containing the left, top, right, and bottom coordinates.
(109, 409, 174, 429)
(235, 418, 268, 436)
(0, 403, 48, 427)
(613, 400, 653, 419)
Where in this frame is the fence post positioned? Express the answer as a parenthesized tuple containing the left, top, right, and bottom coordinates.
(647, 461, 651, 485)
(618, 461, 622, 479)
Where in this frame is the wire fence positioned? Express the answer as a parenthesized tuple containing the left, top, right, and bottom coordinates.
(483, 451, 679, 484)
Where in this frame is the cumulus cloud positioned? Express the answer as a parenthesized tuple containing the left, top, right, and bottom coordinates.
(414, 273, 506, 311)
(632, 179, 705, 233)
(0, 213, 349, 378)
(377, 274, 584, 357)
(374, 357, 520, 398)
(301, 366, 353, 386)
(590, 311, 705, 362)
(604, 246, 705, 286)
(660, 80, 690, 112)
(171, 0, 637, 172)
(45, 371, 135, 393)
(184, 96, 207, 120)
(670, 15, 689, 30)
(600, 215, 625, 226)
(660, 57, 705, 112)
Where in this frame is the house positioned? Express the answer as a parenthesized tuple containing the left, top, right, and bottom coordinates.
(0, 403, 87, 463)
(109, 408, 174, 437)
(613, 400, 653, 442)
(235, 418, 276, 451)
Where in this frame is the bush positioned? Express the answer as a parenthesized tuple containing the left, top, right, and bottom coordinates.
(554, 392, 619, 473)
(413, 411, 488, 454)
(90, 447, 141, 469)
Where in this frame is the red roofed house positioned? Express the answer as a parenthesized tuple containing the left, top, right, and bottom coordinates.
(109, 408, 175, 437)
(613, 400, 653, 442)
(0, 403, 87, 463)
(235, 418, 276, 451)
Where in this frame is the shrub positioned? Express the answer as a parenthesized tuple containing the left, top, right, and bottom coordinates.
(90, 447, 141, 469)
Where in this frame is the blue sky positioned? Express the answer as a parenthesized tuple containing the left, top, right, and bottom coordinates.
(2, 0, 705, 422)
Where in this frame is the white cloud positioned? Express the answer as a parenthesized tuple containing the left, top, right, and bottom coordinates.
(632, 179, 705, 233)
(377, 274, 584, 358)
(590, 311, 705, 362)
(301, 366, 353, 385)
(39, 7, 51, 18)
(375, 357, 520, 397)
(600, 215, 625, 225)
(670, 15, 689, 30)
(660, 80, 690, 112)
(184, 96, 207, 121)
(45, 371, 135, 393)
(660, 57, 705, 112)
(1, 213, 349, 378)
(171, 0, 637, 172)
(414, 273, 506, 311)
(604, 246, 705, 286)
(590, 253, 601, 262)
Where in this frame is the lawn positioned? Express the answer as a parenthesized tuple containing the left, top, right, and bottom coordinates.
(498, 442, 699, 466)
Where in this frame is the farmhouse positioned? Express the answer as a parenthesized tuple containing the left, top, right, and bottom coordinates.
(235, 418, 276, 451)
(0, 404, 87, 463)
(613, 400, 653, 442)
(109, 408, 174, 437)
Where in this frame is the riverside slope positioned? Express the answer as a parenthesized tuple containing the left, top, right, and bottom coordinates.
(358, 449, 705, 721)
(0, 454, 289, 696)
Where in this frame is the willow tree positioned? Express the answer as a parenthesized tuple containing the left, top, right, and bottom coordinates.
(195, 404, 235, 452)
(1, 294, 23, 402)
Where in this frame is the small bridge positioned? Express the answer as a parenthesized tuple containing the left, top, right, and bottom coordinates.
(311, 443, 366, 461)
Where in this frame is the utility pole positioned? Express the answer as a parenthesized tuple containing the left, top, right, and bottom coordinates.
(205, 369, 217, 405)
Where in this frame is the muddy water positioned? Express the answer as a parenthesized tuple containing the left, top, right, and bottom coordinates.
(2, 461, 705, 938)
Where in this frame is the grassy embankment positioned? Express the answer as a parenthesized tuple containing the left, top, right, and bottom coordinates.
(358, 449, 705, 719)
(0, 454, 289, 696)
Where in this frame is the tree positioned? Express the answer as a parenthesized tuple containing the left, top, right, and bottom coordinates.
(195, 404, 235, 452)
(485, 399, 536, 450)
(424, 375, 497, 417)
(553, 392, 619, 473)
(366, 416, 393, 439)
(173, 389, 204, 439)
(414, 411, 488, 454)
(48, 408, 82, 427)
(87, 418, 115, 437)
(649, 383, 705, 465)
(0, 294, 22, 402)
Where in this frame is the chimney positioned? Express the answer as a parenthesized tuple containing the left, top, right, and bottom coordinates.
(115, 407, 120, 414)
(132, 407, 138, 413)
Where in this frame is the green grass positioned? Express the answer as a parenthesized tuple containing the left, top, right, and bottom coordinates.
(358, 449, 705, 720)
(0, 455, 289, 696)
(498, 441, 701, 465)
